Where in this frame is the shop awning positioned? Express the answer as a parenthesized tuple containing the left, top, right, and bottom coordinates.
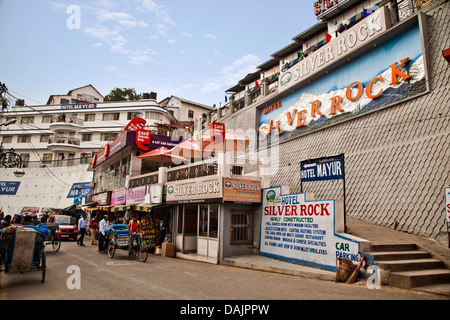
(111, 205, 130, 212)
(97, 205, 113, 211)
(133, 203, 163, 212)
(84, 207, 98, 213)
(81, 202, 96, 207)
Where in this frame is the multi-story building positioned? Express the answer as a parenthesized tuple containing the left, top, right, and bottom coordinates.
(0, 85, 213, 215)
(211, 0, 449, 248)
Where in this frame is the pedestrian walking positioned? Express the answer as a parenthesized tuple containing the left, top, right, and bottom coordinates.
(0, 215, 11, 229)
(89, 214, 99, 245)
(98, 215, 110, 253)
(77, 214, 87, 246)
(157, 219, 168, 246)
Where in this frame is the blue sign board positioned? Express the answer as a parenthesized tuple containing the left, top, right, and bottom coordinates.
(0, 181, 21, 195)
(67, 182, 91, 198)
(300, 155, 344, 182)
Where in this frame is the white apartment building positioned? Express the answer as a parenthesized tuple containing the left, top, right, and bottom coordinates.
(0, 85, 213, 215)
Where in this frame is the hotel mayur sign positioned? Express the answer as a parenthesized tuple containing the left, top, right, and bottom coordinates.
(260, 187, 359, 271)
(259, 9, 426, 142)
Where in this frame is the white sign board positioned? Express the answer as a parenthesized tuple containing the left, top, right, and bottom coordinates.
(260, 187, 360, 271)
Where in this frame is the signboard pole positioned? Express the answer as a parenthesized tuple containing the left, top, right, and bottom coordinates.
(445, 186, 450, 248)
(342, 153, 347, 232)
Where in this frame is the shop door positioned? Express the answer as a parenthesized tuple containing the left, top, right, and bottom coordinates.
(197, 204, 219, 260)
(180, 205, 198, 253)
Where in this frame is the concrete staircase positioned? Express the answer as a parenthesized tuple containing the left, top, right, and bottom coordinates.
(368, 243, 450, 297)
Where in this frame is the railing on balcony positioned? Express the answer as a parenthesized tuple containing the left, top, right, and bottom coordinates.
(128, 156, 261, 189)
(50, 115, 84, 126)
(166, 160, 218, 182)
(48, 136, 81, 146)
(129, 173, 159, 188)
(19, 156, 92, 169)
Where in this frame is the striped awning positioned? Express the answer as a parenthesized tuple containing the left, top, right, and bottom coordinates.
(97, 205, 112, 211)
(133, 203, 162, 212)
(84, 207, 98, 213)
(111, 205, 130, 212)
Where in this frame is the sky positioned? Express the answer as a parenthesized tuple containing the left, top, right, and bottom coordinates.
(0, 0, 319, 108)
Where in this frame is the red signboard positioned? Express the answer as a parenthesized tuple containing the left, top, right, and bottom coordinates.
(136, 129, 151, 151)
(124, 117, 146, 131)
(209, 122, 225, 143)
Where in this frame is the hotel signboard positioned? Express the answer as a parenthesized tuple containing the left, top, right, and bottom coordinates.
(166, 176, 223, 204)
(259, 8, 427, 143)
(280, 8, 390, 93)
(223, 178, 261, 204)
(260, 186, 360, 271)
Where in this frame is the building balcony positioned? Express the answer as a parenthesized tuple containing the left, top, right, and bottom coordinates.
(49, 115, 84, 132)
(48, 135, 81, 151)
(124, 156, 265, 205)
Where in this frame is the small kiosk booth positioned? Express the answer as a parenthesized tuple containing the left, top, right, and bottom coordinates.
(166, 176, 262, 264)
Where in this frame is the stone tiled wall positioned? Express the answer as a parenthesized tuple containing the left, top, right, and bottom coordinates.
(217, 1, 450, 241)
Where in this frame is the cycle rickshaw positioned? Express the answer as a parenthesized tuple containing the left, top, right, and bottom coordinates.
(0, 225, 50, 282)
(38, 223, 61, 252)
(106, 224, 148, 262)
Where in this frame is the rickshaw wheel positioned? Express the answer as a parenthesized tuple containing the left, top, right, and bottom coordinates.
(40, 249, 46, 283)
(138, 245, 148, 262)
(52, 236, 61, 252)
(107, 242, 115, 258)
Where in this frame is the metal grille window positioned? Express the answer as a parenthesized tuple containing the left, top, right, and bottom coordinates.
(230, 210, 253, 245)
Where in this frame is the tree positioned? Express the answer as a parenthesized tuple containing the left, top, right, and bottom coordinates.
(104, 88, 142, 102)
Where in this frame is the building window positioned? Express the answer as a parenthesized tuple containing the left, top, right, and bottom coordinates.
(188, 110, 194, 119)
(2, 136, 12, 143)
(42, 115, 52, 123)
(81, 133, 93, 141)
(145, 111, 163, 121)
(19, 154, 30, 168)
(42, 153, 52, 164)
(40, 135, 50, 143)
(80, 152, 90, 164)
(17, 135, 31, 143)
(100, 132, 118, 141)
(230, 210, 252, 245)
(84, 114, 96, 122)
(102, 113, 120, 121)
(128, 112, 143, 120)
(21, 116, 34, 124)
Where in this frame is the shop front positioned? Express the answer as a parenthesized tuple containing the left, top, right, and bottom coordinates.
(126, 183, 172, 251)
(166, 176, 261, 264)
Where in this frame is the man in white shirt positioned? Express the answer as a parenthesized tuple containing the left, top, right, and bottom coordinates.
(98, 215, 110, 253)
(77, 214, 87, 246)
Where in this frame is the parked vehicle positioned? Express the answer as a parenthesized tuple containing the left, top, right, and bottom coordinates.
(48, 215, 78, 241)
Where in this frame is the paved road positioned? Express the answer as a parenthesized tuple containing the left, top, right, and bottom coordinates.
(1, 239, 445, 304)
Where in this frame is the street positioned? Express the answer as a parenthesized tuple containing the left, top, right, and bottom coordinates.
(1, 237, 445, 306)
